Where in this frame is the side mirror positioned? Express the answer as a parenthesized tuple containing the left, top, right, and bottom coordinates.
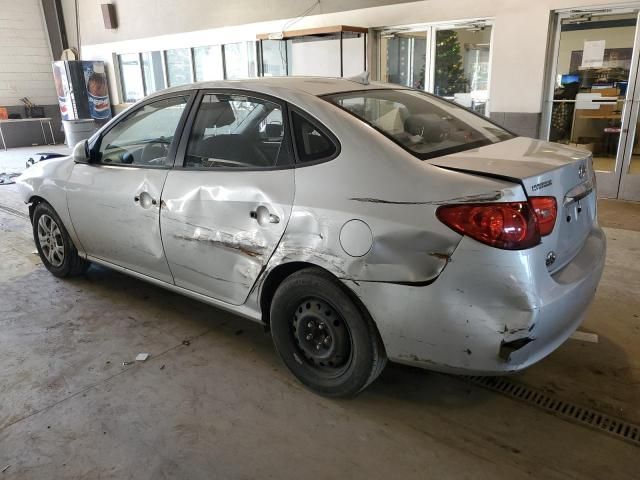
(73, 140, 99, 164)
(72, 140, 90, 164)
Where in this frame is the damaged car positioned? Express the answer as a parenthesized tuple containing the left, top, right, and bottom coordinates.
(17, 77, 606, 397)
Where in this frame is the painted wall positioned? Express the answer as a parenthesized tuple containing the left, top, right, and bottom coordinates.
(72, 0, 640, 115)
(0, 0, 57, 106)
(70, 0, 417, 46)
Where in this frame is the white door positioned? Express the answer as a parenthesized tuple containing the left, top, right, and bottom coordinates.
(67, 94, 191, 282)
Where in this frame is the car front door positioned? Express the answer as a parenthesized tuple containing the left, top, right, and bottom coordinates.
(160, 91, 295, 305)
(67, 93, 192, 283)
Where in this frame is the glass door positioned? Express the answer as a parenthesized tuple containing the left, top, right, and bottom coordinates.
(377, 21, 493, 117)
(544, 10, 640, 198)
(430, 24, 493, 116)
(618, 78, 640, 200)
(379, 31, 428, 89)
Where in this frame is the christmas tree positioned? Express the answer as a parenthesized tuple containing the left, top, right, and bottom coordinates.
(434, 30, 468, 96)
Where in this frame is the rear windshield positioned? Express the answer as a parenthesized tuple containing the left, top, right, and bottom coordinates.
(325, 89, 514, 160)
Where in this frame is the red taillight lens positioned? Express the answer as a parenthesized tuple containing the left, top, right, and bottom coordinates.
(436, 202, 541, 250)
(530, 196, 557, 236)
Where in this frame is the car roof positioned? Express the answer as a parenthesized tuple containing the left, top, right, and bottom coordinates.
(157, 76, 393, 98)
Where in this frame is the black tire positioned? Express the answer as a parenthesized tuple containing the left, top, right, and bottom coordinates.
(270, 268, 387, 397)
(32, 202, 89, 278)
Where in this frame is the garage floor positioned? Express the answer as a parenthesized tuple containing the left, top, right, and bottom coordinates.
(0, 176, 639, 478)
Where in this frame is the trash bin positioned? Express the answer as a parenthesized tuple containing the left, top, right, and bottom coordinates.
(62, 119, 98, 147)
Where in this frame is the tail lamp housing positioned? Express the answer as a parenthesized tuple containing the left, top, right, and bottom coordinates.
(436, 197, 557, 251)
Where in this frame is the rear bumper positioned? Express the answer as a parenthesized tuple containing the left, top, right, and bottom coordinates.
(348, 225, 606, 374)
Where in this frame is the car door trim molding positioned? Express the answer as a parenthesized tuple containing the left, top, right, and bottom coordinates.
(174, 88, 296, 172)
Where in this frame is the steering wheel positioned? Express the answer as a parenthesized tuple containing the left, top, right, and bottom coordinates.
(140, 141, 169, 165)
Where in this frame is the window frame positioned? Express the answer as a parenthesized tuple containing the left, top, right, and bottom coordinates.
(175, 88, 295, 172)
(89, 91, 197, 170)
(287, 107, 341, 167)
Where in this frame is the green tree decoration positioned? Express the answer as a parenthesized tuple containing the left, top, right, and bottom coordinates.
(434, 30, 468, 96)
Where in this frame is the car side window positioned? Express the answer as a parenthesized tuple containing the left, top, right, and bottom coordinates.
(97, 96, 188, 166)
(291, 111, 337, 163)
(184, 93, 291, 168)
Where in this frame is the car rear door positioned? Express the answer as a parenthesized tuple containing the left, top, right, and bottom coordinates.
(66, 93, 193, 283)
(160, 90, 295, 305)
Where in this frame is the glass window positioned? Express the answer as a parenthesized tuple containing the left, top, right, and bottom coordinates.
(433, 26, 492, 115)
(193, 45, 224, 81)
(291, 112, 337, 163)
(223, 42, 257, 79)
(97, 96, 188, 166)
(261, 40, 288, 76)
(327, 89, 513, 160)
(185, 93, 289, 168)
(165, 48, 193, 87)
(141, 51, 166, 95)
(118, 53, 144, 103)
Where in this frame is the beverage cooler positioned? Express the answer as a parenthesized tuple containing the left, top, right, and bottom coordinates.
(52, 61, 112, 145)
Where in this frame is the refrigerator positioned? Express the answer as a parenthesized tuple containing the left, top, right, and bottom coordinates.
(52, 60, 113, 124)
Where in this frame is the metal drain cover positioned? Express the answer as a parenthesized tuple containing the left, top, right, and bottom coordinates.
(464, 376, 640, 446)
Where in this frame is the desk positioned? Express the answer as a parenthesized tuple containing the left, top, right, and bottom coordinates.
(0, 118, 55, 151)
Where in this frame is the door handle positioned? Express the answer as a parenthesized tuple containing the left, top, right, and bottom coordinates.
(250, 205, 280, 225)
(134, 191, 157, 209)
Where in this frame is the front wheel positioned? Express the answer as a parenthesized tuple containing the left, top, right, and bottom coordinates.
(32, 202, 89, 277)
(270, 268, 386, 397)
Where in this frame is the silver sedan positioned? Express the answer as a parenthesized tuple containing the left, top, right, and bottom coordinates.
(17, 77, 606, 397)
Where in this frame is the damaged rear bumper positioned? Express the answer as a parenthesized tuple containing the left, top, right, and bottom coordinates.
(346, 225, 606, 375)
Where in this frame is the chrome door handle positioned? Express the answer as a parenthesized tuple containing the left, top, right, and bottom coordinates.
(250, 205, 280, 225)
(135, 191, 157, 209)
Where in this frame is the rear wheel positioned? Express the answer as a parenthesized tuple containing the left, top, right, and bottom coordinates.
(33, 202, 89, 277)
(270, 268, 386, 397)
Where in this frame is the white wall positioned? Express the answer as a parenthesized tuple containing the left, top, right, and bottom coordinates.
(79, 0, 640, 113)
(0, 0, 56, 106)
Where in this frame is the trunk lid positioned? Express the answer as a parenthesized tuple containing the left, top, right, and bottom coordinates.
(428, 137, 597, 272)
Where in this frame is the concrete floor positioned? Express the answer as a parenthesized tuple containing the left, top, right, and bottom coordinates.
(0, 177, 639, 478)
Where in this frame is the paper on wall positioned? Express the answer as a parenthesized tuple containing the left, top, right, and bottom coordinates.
(581, 40, 606, 68)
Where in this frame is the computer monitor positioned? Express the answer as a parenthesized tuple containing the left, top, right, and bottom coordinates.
(561, 74, 581, 86)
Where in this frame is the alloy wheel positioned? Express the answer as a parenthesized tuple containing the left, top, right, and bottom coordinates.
(37, 214, 65, 267)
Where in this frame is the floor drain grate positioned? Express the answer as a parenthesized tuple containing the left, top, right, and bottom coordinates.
(464, 375, 640, 447)
(0, 204, 29, 220)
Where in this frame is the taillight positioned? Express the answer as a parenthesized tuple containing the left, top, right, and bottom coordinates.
(530, 196, 557, 236)
(436, 202, 540, 250)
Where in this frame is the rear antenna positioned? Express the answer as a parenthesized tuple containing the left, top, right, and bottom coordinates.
(346, 71, 370, 85)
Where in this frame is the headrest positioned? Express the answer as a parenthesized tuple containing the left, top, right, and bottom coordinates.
(265, 123, 283, 138)
(404, 114, 449, 143)
(197, 101, 236, 128)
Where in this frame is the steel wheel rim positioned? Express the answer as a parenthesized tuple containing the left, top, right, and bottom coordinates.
(291, 297, 352, 377)
(37, 214, 65, 267)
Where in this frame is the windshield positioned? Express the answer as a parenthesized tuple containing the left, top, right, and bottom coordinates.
(326, 89, 514, 159)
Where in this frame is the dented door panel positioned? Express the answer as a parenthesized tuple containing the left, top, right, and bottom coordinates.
(160, 169, 294, 305)
(66, 164, 173, 283)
